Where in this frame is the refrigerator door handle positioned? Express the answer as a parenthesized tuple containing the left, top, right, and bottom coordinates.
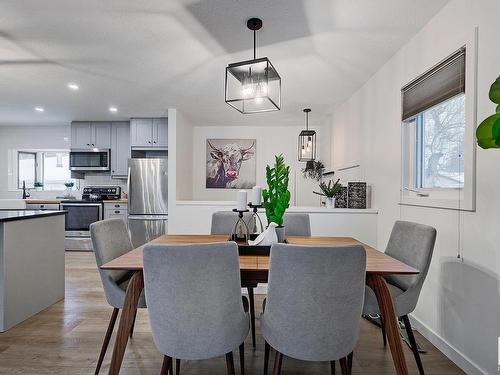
(127, 166, 131, 211)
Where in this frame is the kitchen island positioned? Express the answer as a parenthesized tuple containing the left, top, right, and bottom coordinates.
(0, 210, 66, 331)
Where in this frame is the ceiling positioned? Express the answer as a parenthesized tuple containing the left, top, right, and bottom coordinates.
(0, 0, 450, 127)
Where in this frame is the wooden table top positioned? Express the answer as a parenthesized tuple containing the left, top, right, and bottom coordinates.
(101, 235, 418, 275)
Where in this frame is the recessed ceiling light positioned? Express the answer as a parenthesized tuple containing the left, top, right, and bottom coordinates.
(109, 106, 118, 113)
(67, 83, 79, 90)
(34, 106, 45, 112)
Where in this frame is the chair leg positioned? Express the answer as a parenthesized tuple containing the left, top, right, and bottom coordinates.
(160, 355, 172, 375)
(401, 315, 425, 375)
(225, 351, 236, 375)
(264, 341, 270, 375)
(272, 351, 283, 375)
(129, 308, 138, 338)
(239, 343, 245, 375)
(348, 352, 353, 373)
(247, 287, 256, 349)
(339, 357, 350, 375)
(169, 358, 173, 375)
(380, 315, 387, 346)
(330, 360, 335, 375)
(95, 307, 119, 375)
(175, 358, 180, 375)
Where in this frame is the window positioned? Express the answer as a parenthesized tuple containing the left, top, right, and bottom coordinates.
(41, 151, 75, 190)
(14, 150, 78, 191)
(416, 94, 465, 189)
(18, 152, 37, 189)
(401, 40, 476, 211)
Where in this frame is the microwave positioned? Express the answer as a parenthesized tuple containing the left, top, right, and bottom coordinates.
(69, 149, 110, 171)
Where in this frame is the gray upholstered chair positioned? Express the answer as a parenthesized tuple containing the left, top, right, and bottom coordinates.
(363, 221, 436, 375)
(90, 218, 146, 375)
(283, 213, 311, 236)
(211, 210, 258, 349)
(143, 242, 250, 375)
(261, 243, 366, 375)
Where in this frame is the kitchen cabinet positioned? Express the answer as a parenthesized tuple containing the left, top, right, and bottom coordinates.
(71, 122, 111, 149)
(25, 203, 60, 210)
(71, 122, 92, 149)
(130, 118, 167, 148)
(153, 118, 168, 147)
(111, 122, 130, 178)
(104, 202, 128, 227)
(93, 123, 112, 148)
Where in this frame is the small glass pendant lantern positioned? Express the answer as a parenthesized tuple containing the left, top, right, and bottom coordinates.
(225, 18, 281, 114)
(298, 108, 316, 161)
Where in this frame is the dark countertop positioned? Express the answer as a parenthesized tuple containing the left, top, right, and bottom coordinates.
(0, 210, 67, 223)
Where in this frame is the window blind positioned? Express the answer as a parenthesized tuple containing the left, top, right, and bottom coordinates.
(402, 48, 465, 121)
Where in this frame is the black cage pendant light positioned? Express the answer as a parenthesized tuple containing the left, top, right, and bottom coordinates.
(298, 108, 316, 162)
(225, 18, 281, 114)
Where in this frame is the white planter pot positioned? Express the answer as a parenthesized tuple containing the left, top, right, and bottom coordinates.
(326, 197, 335, 209)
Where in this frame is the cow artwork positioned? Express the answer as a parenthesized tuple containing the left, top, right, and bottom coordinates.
(206, 139, 256, 189)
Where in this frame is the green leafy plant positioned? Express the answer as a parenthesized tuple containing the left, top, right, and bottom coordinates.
(302, 160, 325, 181)
(476, 76, 500, 148)
(64, 181, 75, 188)
(262, 154, 291, 226)
(34, 181, 44, 188)
(313, 178, 343, 198)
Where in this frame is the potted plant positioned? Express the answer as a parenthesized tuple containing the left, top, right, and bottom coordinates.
(301, 160, 325, 181)
(34, 181, 44, 191)
(63, 181, 75, 198)
(262, 154, 291, 243)
(314, 178, 343, 209)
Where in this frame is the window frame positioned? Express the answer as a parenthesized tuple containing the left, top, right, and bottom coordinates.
(17, 151, 37, 189)
(400, 30, 477, 211)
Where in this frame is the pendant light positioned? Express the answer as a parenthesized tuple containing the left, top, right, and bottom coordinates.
(225, 18, 281, 114)
(298, 108, 316, 162)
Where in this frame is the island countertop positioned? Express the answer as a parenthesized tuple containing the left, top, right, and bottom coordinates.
(0, 210, 67, 223)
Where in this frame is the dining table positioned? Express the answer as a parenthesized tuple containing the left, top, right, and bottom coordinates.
(101, 234, 418, 375)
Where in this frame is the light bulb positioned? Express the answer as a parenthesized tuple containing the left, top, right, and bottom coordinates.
(301, 147, 305, 155)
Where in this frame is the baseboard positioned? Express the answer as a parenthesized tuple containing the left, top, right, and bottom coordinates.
(409, 314, 486, 374)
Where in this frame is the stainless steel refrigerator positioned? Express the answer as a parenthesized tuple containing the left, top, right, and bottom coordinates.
(127, 158, 168, 247)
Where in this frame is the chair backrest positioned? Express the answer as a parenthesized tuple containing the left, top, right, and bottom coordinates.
(210, 211, 252, 235)
(90, 219, 134, 307)
(283, 213, 311, 236)
(143, 242, 249, 360)
(263, 244, 366, 361)
(384, 220, 437, 294)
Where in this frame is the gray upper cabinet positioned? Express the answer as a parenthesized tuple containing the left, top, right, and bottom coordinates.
(153, 118, 168, 147)
(71, 122, 111, 149)
(92, 123, 111, 148)
(111, 122, 130, 178)
(130, 118, 167, 148)
(71, 122, 92, 149)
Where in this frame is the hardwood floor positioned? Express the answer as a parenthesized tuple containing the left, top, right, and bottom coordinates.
(0, 252, 464, 374)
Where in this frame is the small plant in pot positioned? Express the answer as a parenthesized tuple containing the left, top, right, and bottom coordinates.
(262, 154, 291, 243)
(314, 178, 342, 209)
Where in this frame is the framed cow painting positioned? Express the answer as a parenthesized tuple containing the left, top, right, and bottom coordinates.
(206, 139, 256, 189)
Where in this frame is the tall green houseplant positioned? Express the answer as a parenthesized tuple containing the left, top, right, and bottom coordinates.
(476, 76, 500, 148)
(262, 154, 291, 226)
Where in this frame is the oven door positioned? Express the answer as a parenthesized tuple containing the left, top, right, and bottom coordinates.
(69, 149, 110, 171)
(61, 203, 102, 237)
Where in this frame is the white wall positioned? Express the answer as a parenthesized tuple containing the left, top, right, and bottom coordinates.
(175, 111, 194, 201)
(330, 0, 500, 373)
(189, 123, 331, 207)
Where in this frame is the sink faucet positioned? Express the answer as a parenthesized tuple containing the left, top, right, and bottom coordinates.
(22, 180, 30, 199)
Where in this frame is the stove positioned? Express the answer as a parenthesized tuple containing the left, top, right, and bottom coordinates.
(81, 186, 121, 201)
(62, 186, 121, 250)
